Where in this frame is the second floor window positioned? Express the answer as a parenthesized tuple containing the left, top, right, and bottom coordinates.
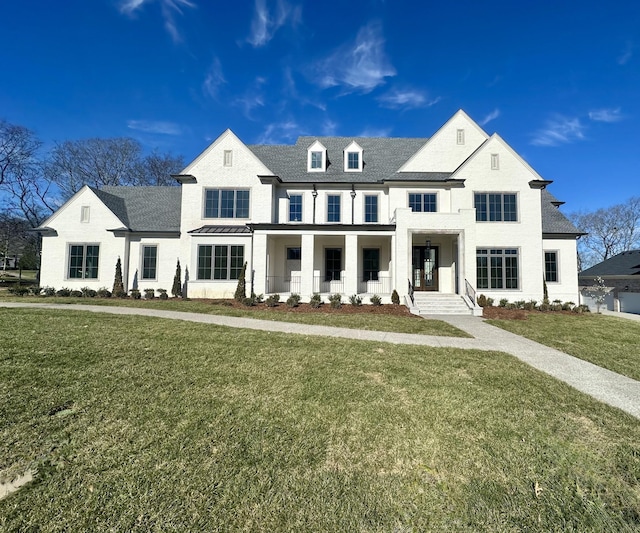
(409, 193, 437, 213)
(364, 195, 378, 223)
(205, 189, 250, 219)
(347, 152, 359, 169)
(310, 151, 323, 169)
(289, 194, 302, 222)
(474, 193, 517, 222)
(327, 195, 341, 222)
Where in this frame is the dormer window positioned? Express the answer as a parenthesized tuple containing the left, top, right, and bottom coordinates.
(343, 141, 363, 172)
(307, 141, 327, 172)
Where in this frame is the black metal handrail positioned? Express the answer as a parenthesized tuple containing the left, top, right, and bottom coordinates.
(465, 279, 477, 306)
(408, 279, 415, 305)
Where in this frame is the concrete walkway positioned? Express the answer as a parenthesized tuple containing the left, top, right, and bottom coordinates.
(2, 302, 639, 420)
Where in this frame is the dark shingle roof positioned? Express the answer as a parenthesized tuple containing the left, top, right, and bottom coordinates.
(541, 189, 582, 235)
(579, 250, 640, 277)
(93, 186, 181, 232)
(189, 225, 251, 234)
(248, 136, 429, 183)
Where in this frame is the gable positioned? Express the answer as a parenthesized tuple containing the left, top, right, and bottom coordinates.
(399, 110, 489, 173)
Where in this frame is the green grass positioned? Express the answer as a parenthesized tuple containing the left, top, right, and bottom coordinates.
(0, 294, 469, 337)
(1, 308, 639, 531)
(487, 312, 640, 381)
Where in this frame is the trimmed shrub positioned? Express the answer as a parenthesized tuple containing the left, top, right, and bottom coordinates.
(144, 288, 155, 299)
(309, 293, 322, 308)
(562, 301, 575, 311)
(81, 287, 97, 298)
(8, 286, 29, 296)
(253, 293, 264, 304)
(29, 287, 42, 296)
(42, 286, 56, 297)
(329, 293, 342, 309)
(158, 288, 168, 300)
(130, 289, 141, 299)
(70, 290, 83, 298)
(242, 296, 255, 307)
(370, 294, 382, 306)
(514, 300, 526, 310)
(391, 289, 400, 305)
(97, 288, 112, 298)
(349, 294, 362, 306)
(486, 297, 494, 307)
(112, 258, 125, 298)
(234, 262, 247, 302)
(286, 293, 301, 308)
(524, 300, 537, 311)
(56, 288, 71, 297)
(477, 294, 488, 307)
(499, 298, 509, 308)
(266, 294, 280, 307)
(172, 260, 182, 298)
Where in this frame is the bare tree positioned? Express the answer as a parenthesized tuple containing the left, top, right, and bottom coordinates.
(132, 151, 184, 186)
(0, 120, 41, 187)
(570, 196, 640, 269)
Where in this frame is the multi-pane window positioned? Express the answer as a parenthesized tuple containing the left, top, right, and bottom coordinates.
(68, 244, 99, 279)
(310, 151, 323, 169)
(287, 247, 301, 260)
(363, 248, 380, 281)
(327, 195, 341, 222)
(545, 251, 558, 282)
(204, 189, 250, 218)
(325, 248, 342, 281)
(289, 194, 302, 222)
(476, 248, 519, 289)
(474, 193, 517, 222)
(364, 195, 378, 223)
(141, 245, 158, 280)
(197, 245, 244, 280)
(347, 152, 359, 169)
(408, 193, 437, 213)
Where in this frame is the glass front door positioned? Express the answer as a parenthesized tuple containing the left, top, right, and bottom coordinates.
(412, 246, 438, 291)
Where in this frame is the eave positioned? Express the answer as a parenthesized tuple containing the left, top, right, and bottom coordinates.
(31, 227, 58, 236)
(258, 175, 282, 184)
(249, 223, 396, 232)
(529, 180, 553, 189)
(172, 173, 197, 184)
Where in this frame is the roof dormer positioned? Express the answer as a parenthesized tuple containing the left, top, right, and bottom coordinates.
(307, 140, 327, 172)
(343, 141, 363, 172)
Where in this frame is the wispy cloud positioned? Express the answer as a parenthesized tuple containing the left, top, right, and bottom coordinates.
(480, 108, 500, 126)
(313, 21, 396, 93)
(617, 40, 633, 65)
(127, 120, 182, 135)
(377, 88, 440, 110)
(118, 0, 195, 43)
(203, 58, 226, 99)
(247, 0, 302, 47)
(233, 77, 267, 120)
(359, 127, 392, 137)
(322, 119, 338, 136)
(531, 115, 586, 147)
(588, 107, 623, 123)
(256, 120, 299, 144)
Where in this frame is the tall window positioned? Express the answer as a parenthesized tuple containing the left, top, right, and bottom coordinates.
(289, 194, 302, 222)
(545, 251, 558, 282)
(198, 245, 244, 280)
(325, 248, 342, 281)
(327, 195, 341, 222)
(68, 244, 99, 279)
(364, 195, 378, 223)
(474, 193, 517, 222)
(310, 151, 322, 169)
(205, 189, 250, 218)
(141, 245, 158, 280)
(363, 248, 380, 281)
(476, 248, 519, 289)
(408, 193, 437, 213)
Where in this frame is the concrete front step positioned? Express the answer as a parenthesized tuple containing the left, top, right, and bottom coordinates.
(411, 293, 478, 316)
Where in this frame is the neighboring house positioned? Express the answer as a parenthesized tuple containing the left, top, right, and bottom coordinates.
(579, 250, 640, 314)
(36, 110, 582, 312)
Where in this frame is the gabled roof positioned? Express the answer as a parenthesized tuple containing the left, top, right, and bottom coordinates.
(541, 189, 582, 236)
(248, 136, 428, 183)
(94, 186, 182, 232)
(579, 250, 640, 277)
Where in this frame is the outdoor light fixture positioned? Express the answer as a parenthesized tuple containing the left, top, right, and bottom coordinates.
(350, 184, 356, 200)
(426, 239, 431, 250)
(312, 184, 318, 198)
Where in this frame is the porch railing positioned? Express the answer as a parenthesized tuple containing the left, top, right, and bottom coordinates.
(313, 275, 344, 294)
(357, 276, 391, 294)
(464, 279, 477, 306)
(266, 276, 301, 294)
(408, 278, 415, 305)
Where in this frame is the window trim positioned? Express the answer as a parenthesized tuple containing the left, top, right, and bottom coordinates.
(197, 244, 244, 281)
(363, 194, 379, 223)
(343, 141, 363, 172)
(289, 193, 303, 222)
(307, 141, 327, 172)
(141, 244, 158, 281)
(408, 192, 437, 213)
(544, 250, 559, 283)
(474, 192, 518, 222)
(476, 248, 520, 290)
(203, 188, 250, 219)
(327, 193, 341, 223)
(67, 243, 100, 280)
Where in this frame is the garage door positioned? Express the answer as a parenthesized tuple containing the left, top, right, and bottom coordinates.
(620, 293, 640, 314)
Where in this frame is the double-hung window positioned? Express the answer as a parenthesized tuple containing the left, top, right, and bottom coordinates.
(364, 195, 378, 223)
(197, 245, 244, 280)
(68, 244, 99, 279)
(362, 248, 380, 281)
(347, 152, 359, 169)
(325, 248, 342, 281)
(204, 189, 250, 218)
(310, 151, 323, 169)
(141, 245, 158, 280)
(289, 194, 302, 222)
(327, 195, 341, 222)
(408, 193, 437, 212)
(476, 248, 519, 289)
(474, 193, 517, 222)
(545, 251, 558, 282)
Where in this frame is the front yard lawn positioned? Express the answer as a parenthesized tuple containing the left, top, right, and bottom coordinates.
(1, 308, 638, 531)
(487, 312, 640, 381)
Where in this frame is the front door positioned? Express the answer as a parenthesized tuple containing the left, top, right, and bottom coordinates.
(412, 246, 438, 291)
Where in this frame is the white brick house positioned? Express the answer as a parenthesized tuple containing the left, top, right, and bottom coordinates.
(36, 110, 582, 312)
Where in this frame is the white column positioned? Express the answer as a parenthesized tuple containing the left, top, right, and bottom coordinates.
(252, 233, 268, 296)
(344, 233, 358, 295)
(301, 233, 315, 298)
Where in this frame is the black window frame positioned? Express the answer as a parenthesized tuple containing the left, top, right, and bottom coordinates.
(68, 244, 100, 280)
(474, 193, 518, 222)
(325, 248, 342, 281)
(204, 189, 250, 219)
(408, 193, 437, 213)
(545, 251, 558, 283)
(362, 248, 380, 281)
(327, 194, 341, 222)
(289, 194, 303, 222)
(141, 245, 158, 280)
(476, 248, 519, 290)
(197, 245, 244, 280)
(364, 195, 379, 223)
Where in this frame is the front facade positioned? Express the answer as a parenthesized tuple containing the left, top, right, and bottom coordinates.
(37, 110, 581, 307)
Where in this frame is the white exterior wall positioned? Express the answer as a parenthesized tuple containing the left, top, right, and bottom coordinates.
(543, 238, 579, 302)
(126, 236, 181, 293)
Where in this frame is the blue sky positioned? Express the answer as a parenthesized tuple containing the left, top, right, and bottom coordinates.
(1, 0, 639, 212)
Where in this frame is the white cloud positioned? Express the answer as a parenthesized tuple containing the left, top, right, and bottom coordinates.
(313, 21, 396, 93)
(256, 120, 299, 144)
(127, 120, 182, 135)
(118, 0, 195, 43)
(247, 0, 302, 47)
(322, 119, 338, 136)
(617, 41, 633, 65)
(588, 108, 623, 123)
(377, 88, 440, 110)
(203, 58, 226, 99)
(531, 115, 586, 147)
(479, 108, 500, 126)
(233, 77, 267, 119)
(358, 127, 392, 137)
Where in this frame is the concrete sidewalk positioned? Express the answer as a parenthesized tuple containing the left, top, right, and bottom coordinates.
(2, 302, 639, 420)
